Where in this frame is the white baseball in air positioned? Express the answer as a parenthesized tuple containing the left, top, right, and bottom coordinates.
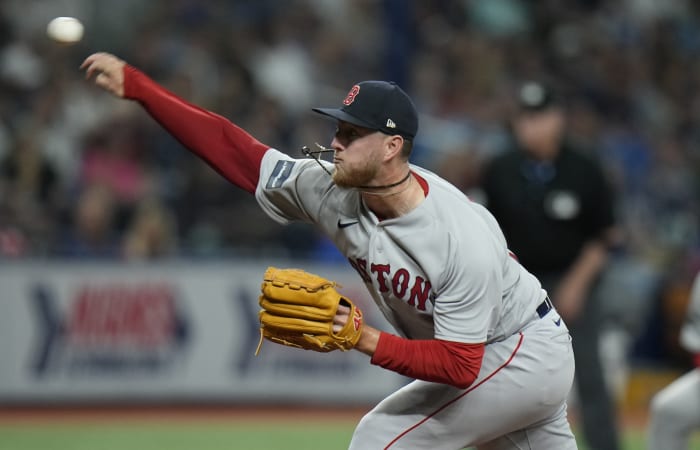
(46, 17, 84, 44)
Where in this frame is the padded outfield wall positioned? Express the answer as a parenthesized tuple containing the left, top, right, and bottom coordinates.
(0, 261, 407, 405)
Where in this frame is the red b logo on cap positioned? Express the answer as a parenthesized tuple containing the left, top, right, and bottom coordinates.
(343, 85, 360, 106)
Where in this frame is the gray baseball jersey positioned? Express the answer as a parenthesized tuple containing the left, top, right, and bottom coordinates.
(649, 272, 700, 450)
(256, 149, 578, 449)
(681, 274, 700, 354)
(257, 150, 543, 343)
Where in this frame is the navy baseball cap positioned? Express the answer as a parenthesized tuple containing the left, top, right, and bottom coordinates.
(312, 81, 418, 139)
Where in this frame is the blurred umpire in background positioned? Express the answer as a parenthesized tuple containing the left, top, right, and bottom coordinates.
(479, 81, 622, 450)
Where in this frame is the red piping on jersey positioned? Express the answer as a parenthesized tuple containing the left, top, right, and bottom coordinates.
(383, 332, 525, 450)
(412, 171, 429, 196)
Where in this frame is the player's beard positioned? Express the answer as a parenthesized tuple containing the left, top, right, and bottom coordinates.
(333, 155, 381, 188)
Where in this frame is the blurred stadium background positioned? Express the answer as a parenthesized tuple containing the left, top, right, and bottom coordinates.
(2, 0, 700, 448)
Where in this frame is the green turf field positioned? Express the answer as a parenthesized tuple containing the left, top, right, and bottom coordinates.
(0, 423, 353, 450)
(1, 422, 700, 450)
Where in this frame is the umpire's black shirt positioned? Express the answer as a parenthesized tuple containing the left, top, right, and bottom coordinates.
(480, 143, 615, 276)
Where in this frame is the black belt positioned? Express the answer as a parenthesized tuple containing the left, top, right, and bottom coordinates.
(536, 296, 554, 318)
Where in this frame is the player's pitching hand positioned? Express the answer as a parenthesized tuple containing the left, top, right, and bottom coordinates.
(333, 304, 351, 333)
(80, 52, 126, 98)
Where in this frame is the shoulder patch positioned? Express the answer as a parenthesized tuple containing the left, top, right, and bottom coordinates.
(266, 160, 296, 189)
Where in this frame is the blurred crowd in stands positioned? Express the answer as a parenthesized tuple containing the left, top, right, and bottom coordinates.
(2, 0, 700, 364)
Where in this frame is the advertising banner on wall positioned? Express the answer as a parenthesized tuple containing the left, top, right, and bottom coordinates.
(0, 261, 407, 404)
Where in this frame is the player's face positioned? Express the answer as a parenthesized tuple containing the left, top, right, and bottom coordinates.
(513, 108, 565, 158)
(331, 122, 385, 188)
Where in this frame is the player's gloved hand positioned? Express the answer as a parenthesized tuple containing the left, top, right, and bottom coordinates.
(256, 267, 363, 354)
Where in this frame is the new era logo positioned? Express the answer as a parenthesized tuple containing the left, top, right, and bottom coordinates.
(386, 118, 396, 128)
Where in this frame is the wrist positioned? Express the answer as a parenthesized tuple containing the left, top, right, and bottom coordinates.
(355, 326, 381, 356)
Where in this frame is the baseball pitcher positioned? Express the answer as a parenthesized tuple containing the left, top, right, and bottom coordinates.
(81, 52, 577, 449)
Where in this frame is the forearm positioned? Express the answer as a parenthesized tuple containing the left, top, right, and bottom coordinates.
(357, 326, 484, 389)
(564, 239, 609, 290)
(123, 65, 268, 193)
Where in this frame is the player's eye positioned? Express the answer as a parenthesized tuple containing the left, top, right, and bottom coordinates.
(334, 127, 366, 145)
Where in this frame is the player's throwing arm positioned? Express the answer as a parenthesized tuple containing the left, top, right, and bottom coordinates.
(81, 53, 126, 98)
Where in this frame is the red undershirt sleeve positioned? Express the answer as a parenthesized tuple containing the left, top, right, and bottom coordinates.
(370, 332, 484, 389)
(122, 65, 268, 194)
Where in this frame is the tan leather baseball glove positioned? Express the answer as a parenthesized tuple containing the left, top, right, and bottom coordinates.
(256, 267, 363, 354)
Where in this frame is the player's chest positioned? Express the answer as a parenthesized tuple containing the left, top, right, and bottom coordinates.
(334, 220, 437, 314)
(319, 196, 439, 312)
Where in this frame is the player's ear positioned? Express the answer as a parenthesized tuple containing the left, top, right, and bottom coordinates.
(383, 135, 405, 162)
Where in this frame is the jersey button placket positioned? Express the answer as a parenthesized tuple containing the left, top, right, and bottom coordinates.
(373, 225, 384, 254)
(367, 226, 385, 301)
